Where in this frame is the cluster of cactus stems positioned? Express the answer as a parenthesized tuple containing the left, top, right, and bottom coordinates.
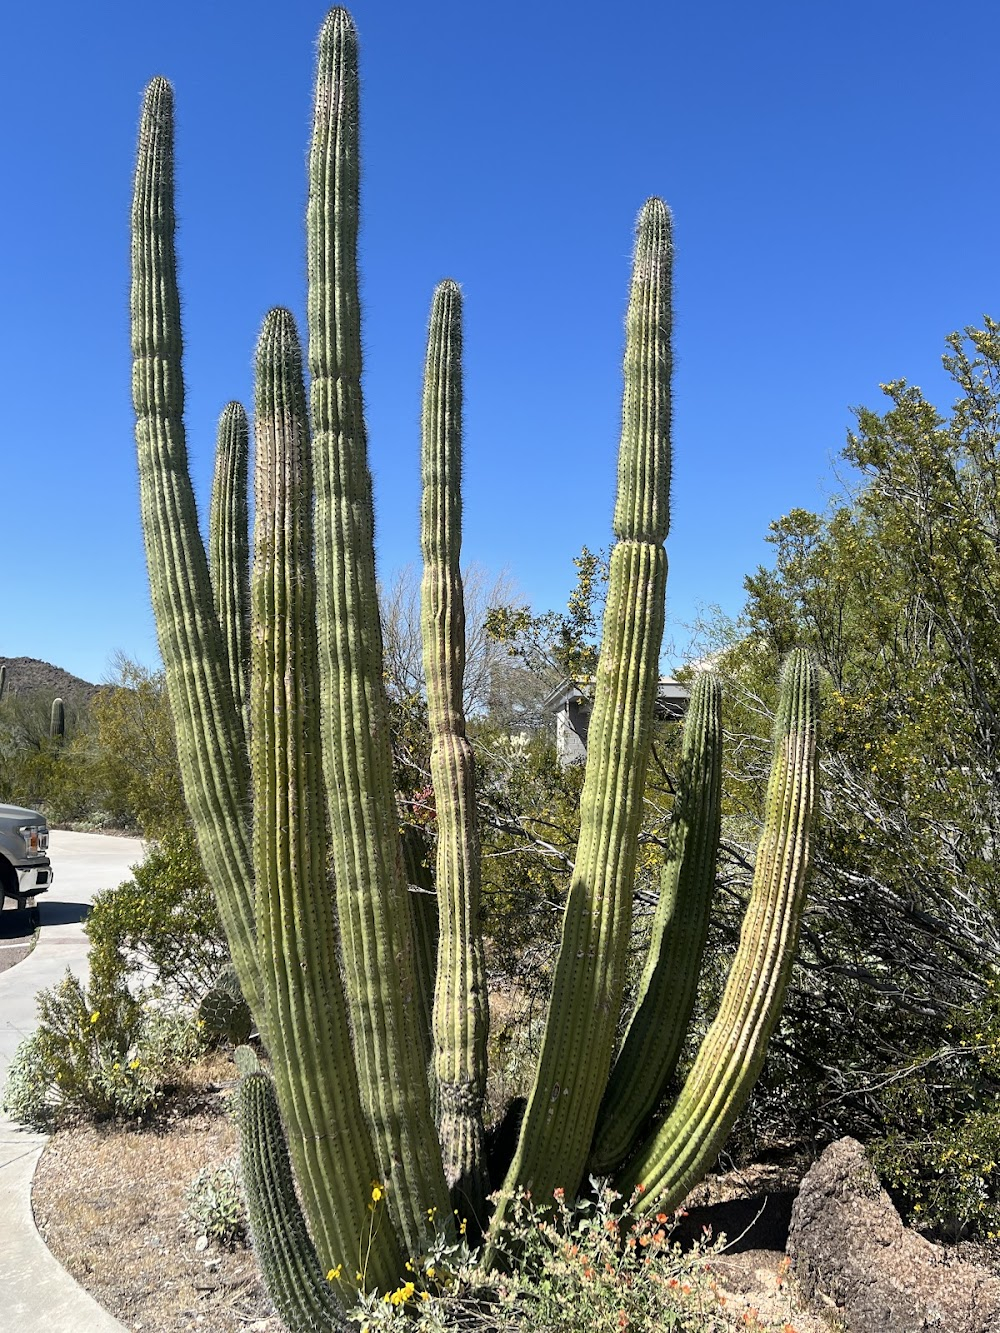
(131, 8, 820, 1328)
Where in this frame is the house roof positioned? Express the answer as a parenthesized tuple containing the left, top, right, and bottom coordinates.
(541, 675, 690, 715)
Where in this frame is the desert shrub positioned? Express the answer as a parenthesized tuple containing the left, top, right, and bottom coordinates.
(184, 1156, 248, 1248)
(86, 828, 229, 1006)
(1, 971, 204, 1128)
(867, 982, 1000, 1240)
(344, 1182, 804, 1332)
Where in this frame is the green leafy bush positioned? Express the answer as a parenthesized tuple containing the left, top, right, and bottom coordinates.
(868, 982, 1000, 1240)
(86, 829, 229, 1006)
(1, 971, 204, 1128)
(184, 1156, 248, 1248)
(343, 1182, 806, 1332)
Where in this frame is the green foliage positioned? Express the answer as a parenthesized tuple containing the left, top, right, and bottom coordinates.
(1, 971, 204, 1127)
(89, 655, 190, 838)
(868, 982, 1000, 1240)
(696, 320, 1000, 1231)
(347, 1184, 804, 1332)
(184, 1156, 249, 1248)
(85, 829, 228, 1007)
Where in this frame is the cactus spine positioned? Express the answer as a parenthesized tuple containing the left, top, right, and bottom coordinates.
(421, 280, 490, 1222)
(209, 401, 250, 719)
(49, 697, 65, 741)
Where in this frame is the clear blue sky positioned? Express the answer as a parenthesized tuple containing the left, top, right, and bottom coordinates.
(3, 1, 997, 684)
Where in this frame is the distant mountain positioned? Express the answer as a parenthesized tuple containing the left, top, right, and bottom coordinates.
(0, 657, 100, 703)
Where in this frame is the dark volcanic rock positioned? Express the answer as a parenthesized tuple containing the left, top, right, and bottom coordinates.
(788, 1136, 1000, 1332)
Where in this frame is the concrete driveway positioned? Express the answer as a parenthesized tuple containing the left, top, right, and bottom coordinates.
(0, 829, 145, 1332)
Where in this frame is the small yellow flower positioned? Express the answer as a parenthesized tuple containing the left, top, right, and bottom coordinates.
(90, 1011, 100, 1024)
(326, 1264, 342, 1282)
(129, 1058, 140, 1070)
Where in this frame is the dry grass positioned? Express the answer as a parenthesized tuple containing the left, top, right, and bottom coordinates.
(31, 1052, 280, 1332)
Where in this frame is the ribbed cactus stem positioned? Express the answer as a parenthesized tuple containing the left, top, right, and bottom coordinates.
(488, 199, 673, 1252)
(420, 279, 490, 1224)
(0, 665, 7, 701)
(130, 76, 262, 1023)
(307, 8, 452, 1254)
(617, 647, 820, 1211)
(238, 1071, 351, 1333)
(250, 307, 403, 1289)
(209, 401, 250, 719)
(49, 697, 65, 741)
(590, 670, 723, 1175)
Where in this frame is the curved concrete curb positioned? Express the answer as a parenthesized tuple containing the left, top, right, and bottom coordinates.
(0, 830, 145, 1333)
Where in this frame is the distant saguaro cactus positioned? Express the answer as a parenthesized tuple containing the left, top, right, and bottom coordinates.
(131, 8, 820, 1324)
(49, 697, 65, 741)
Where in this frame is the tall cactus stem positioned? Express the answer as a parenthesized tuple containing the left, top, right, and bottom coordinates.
(307, 8, 452, 1253)
(616, 648, 820, 1211)
(238, 1071, 351, 1333)
(130, 76, 262, 1023)
(209, 401, 251, 720)
(49, 697, 65, 741)
(488, 199, 673, 1255)
(590, 671, 723, 1175)
(250, 307, 403, 1288)
(420, 279, 490, 1224)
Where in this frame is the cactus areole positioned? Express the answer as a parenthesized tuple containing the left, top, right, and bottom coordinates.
(131, 6, 820, 1321)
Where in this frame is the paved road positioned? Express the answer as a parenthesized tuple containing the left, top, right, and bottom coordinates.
(0, 829, 144, 1332)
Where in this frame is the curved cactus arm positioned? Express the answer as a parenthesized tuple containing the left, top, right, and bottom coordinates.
(420, 279, 490, 1223)
(589, 671, 723, 1176)
(487, 199, 673, 1254)
(238, 1071, 352, 1333)
(209, 401, 251, 720)
(617, 648, 820, 1212)
(130, 77, 261, 1021)
(251, 307, 404, 1290)
(307, 9, 452, 1255)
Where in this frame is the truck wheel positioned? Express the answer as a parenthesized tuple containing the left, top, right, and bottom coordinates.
(0, 856, 17, 906)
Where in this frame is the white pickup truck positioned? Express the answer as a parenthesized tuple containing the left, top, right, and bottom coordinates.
(0, 804, 53, 909)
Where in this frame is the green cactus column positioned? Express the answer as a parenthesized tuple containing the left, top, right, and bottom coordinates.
(420, 279, 490, 1223)
(617, 647, 819, 1211)
(131, 76, 261, 1022)
(49, 697, 65, 741)
(306, 9, 452, 1254)
(590, 670, 723, 1176)
(488, 199, 673, 1252)
(239, 1070, 351, 1333)
(209, 401, 250, 720)
(250, 307, 403, 1289)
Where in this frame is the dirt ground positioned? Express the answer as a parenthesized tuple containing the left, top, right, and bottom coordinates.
(30, 1057, 834, 1333)
(31, 1056, 282, 1333)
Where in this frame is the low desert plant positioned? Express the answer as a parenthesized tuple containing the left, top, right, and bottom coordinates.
(86, 829, 229, 1006)
(184, 1155, 249, 1249)
(1, 971, 204, 1127)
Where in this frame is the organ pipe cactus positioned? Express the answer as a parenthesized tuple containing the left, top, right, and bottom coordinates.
(129, 4, 820, 1320)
